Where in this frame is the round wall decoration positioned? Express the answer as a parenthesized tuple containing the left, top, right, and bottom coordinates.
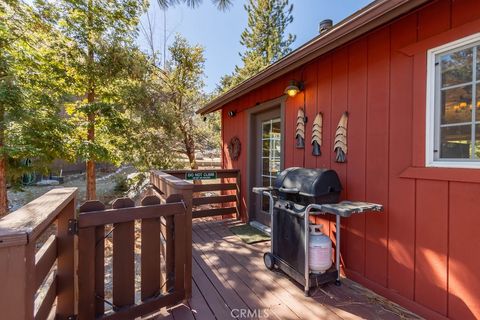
(228, 136, 241, 161)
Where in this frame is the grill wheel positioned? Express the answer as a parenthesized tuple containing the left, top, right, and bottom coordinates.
(263, 252, 275, 270)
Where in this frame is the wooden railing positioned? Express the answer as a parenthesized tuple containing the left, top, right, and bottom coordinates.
(149, 170, 194, 301)
(77, 195, 187, 319)
(0, 187, 191, 320)
(0, 188, 77, 320)
(151, 169, 241, 219)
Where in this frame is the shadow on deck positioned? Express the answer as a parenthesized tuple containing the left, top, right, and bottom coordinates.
(150, 219, 421, 320)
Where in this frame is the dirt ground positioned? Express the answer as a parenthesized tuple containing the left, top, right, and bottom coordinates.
(8, 166, 139, 212)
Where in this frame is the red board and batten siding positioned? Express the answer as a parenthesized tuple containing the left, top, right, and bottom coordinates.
(220, 0, 480, 319)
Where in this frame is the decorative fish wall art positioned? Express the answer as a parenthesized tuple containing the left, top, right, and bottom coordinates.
(296, 108, 305, 148)
(334, 112, 348, 163)
(311, 112, 323, 156)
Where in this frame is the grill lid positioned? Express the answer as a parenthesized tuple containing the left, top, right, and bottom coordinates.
(273, 167, 342, 198)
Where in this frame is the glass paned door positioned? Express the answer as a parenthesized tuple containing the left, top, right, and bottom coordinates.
(261, 118, 281, 212)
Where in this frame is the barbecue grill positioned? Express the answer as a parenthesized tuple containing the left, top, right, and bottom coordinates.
(253, 167, 382, 296)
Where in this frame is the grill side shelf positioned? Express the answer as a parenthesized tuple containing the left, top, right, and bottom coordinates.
(318, 201, 383, 218)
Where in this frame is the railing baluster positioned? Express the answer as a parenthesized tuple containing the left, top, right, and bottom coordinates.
(164, 215, 175, 293)
(78, 226, 96, 320)
(172, 198, 186, 297)
(140, 195, 161, 301)
(112, 198, 136, 308)
(79, 200, 106, 317)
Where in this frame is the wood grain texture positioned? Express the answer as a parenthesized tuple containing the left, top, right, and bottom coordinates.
(79, 199, 106, 316)
(56, 198, 76, 319)
(34, 275, 57, 320)
(112, 198, 136, 308)
(0, 188, 77, 243)
(77, 227, 96, 320)
(141, 196, 161, 301)
(34, 235, 57, 292)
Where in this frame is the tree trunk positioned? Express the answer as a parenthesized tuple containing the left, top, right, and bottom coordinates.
(183, 130, 197, 170)
(0, 105, 7, 215)
(86, 99, 96, 200)
(86, 0, 96, 200)
(187, 149, 197, 170)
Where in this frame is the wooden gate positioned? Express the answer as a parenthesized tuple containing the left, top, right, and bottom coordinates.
(77, 195, 187, 320)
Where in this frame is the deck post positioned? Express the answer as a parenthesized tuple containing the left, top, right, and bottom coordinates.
(56, 196, 77, 319)
(175, 185, 193, 299)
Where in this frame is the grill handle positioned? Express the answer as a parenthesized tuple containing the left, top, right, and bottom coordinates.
(278, 187, 299, 194)
(252, 187, 271, 195)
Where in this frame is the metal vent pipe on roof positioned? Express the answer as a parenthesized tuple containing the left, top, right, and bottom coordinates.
(319, 19, 333, 34)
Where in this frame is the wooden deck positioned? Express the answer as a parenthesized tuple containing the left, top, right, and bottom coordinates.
(150, 219, 420, 320)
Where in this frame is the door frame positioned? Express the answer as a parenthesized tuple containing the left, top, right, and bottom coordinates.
(246, 96, 286, 223)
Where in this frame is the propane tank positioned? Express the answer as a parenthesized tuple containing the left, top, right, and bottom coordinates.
(308, 224, 332, 273)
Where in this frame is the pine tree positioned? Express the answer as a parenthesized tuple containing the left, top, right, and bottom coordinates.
(220, 0, 295, 91)
(55, 0, 147, 200)
(0, 0, 72, 214)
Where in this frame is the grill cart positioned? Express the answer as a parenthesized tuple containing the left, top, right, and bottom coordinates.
(253, 167, 383, 296)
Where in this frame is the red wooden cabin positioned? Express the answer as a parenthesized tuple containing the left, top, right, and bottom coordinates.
(198, 0, 480, 319)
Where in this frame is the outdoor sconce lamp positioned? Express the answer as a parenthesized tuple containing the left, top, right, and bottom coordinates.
(227, 110, 237, 117)
(284, 80, 303, 97)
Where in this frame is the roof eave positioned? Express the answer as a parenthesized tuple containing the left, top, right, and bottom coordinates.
(198, 0, 430, 115)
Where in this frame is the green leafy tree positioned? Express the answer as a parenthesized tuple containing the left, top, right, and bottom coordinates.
(55, 0, 148, 200)
(219, 0, 295, 91)
(160, 35, 219, 169)
(0, 0, 72, 214)
(111, 59, 182, 171)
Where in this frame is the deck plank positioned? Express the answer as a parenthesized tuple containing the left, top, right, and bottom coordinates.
(189, 278, 217, 320)
(170, 303, 196, 320)
(196, 220, 343, 320)
(191, 255, 235, 319)
(193, 224, 296, 319)
(153, 218, 419, 320)
(192, 248, 253, 317)
(192, 227, 283, 320)
(202, 219, 419, 320)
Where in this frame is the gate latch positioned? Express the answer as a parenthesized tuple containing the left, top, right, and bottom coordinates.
(68, 219, 79, 235)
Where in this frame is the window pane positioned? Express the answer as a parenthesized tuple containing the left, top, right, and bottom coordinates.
(477, 84, 480, 121)
(262, 122, 271, 139)
(262, 176, 270, 187)
(262, 158, 270, 174)
(270, 160, 280, 175)
(440, 125, 472, 159)
(271, 139, 280, 157)
(477, 46, 480, 81)
(441, 47, 473, 87)
(262, 140, 270, 157)
(476, 124, 480, 158)
(272, 120, 281, 135)
(441, 85, 472, 124)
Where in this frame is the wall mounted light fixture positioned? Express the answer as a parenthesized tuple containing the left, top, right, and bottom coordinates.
(284, 80, 304, 97)
(227, 110, 237, 117)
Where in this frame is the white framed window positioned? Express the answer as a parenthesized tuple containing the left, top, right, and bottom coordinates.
(426, 33, 480, 168)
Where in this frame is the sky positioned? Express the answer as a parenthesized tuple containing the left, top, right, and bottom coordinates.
(137, 0, 373, 93)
